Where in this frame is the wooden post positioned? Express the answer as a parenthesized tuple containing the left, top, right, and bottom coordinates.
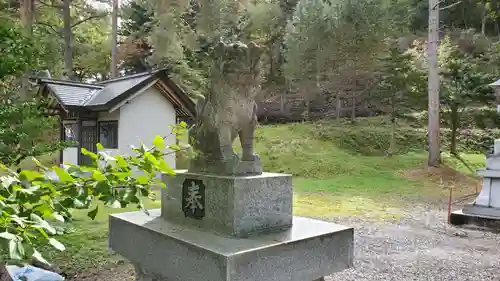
(59, 113, 65, 166)
(427, 0, 441, 166)
(77, 118, 83, 165)
(447, 187, 453, 224)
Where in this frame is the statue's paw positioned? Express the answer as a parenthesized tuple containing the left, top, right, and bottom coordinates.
(241, 153, 260, 162)
(222, 153, 239, 164)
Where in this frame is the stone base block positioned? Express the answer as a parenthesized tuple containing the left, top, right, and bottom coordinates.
(162, 171, 292, 237)
(462, 204, 500, 217)
(485, 156, 500, 170)
(450, 209, 500, 231)
(109, 209, 354, 281)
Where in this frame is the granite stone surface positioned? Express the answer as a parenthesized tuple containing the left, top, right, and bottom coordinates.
(466, 169, 500, 210)
(109, 209, 354, 281)
(162, 171, 293, 237)
(485, 155, 500, 170)
(462, 204, 500, 217)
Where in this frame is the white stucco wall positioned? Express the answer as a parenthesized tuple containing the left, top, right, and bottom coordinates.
(62, 147, 78, 165)
(61, 120, 78, 165)
(118, 86, 177, 169)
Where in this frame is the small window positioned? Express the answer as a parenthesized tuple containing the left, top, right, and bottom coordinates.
(63, 122, 78, 146)
(99, 121, 118, 149)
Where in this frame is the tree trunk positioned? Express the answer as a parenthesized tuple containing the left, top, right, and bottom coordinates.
(20, 0, 34, 34)
(19, 0, 34, 100)
(450, 105, 459, 155)
(427, 0, 441, 167)
(351, 95, 356, 122)
(110, 0, 119, 78)
(20, 0, 33, 33)
(336, 94, 341, 120)
(481, 1, 488, 35)
(280, 94, 285, 114)
(388, 96, 396, 157)
(276, 0, 299, 78)
(264, 0, 299, 92)
(62, 0, 74, 80)
(388, 115, 396, 157)
(305, 99, 310, 121)
(492, 0, 500, 35)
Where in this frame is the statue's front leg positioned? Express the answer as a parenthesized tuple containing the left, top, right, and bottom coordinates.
(218, 125, 234, 161)
(239, 115, 257, 162)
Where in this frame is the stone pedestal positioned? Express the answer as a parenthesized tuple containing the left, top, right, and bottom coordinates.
(451, 140, 500, 226)
(162, 171, 293, 237)
(109, 171, 354, 281)
(110, 210, 353, 281)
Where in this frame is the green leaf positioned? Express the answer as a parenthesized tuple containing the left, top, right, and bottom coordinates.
(81, 148, 98, 160)
(54, 167, 74, 183)
(110, 200, 122, 208)
(92, 171, 106, 181)
(48, 238, 65, 251)
(30, 214, 56, 235)
(101, 153, 116, 162)
(73, 198, 86, 209)
(138, 201, 150, 215)
(31, 158, 48, 170)
(33, 204, 52, 217)
(19, 170, 43, 181)
(52, 213, 65, 222)
(159, 159, 175, 175)
(8, 239, 24, 260)
(0, 232, 16, 240)
(152, 135, 165, 149)
(32, 249, 50, 265)
(10, 215, 26, 227)
(140, 187, 149, 197)
(36, 228, 49, 239)
(88, 205, 99, 220)
(96, 143, 104, 150)
(59, 197, 74, 208)
(168, 144, 181, 151)
(136, 175, 150, 185)
(115, 156, 128, 168)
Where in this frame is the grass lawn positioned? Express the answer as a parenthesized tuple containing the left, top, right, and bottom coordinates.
(31, 118, 486, 275)
(37, 198, 161, 276)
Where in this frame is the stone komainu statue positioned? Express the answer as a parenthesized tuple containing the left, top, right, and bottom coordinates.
(189, 41, 265, 176)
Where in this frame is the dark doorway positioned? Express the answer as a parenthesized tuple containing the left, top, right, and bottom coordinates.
(79, 120, 98, 166)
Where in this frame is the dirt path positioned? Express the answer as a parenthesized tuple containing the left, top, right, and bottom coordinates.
(69, 203, 500, 281)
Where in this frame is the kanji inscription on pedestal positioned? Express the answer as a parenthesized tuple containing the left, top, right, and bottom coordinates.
(182, 179, 206, 220)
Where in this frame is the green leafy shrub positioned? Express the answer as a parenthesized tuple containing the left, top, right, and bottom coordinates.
(0, 123, 188, 265)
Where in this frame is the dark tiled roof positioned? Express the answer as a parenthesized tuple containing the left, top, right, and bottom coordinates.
(38, 69, 196, 117)
(84, 74, 152, 106)
(41, 80, 103, 106)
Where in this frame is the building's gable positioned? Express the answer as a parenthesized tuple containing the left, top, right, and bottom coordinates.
(38, 69, 195, 118)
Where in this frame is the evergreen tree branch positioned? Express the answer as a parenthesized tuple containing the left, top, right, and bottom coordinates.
(71, 14, 108, 28)
(35, 22, 63, 38)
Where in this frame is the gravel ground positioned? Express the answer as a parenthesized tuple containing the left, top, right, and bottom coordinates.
(329, 203, 500, 281)
(71, 203, 500, 281)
